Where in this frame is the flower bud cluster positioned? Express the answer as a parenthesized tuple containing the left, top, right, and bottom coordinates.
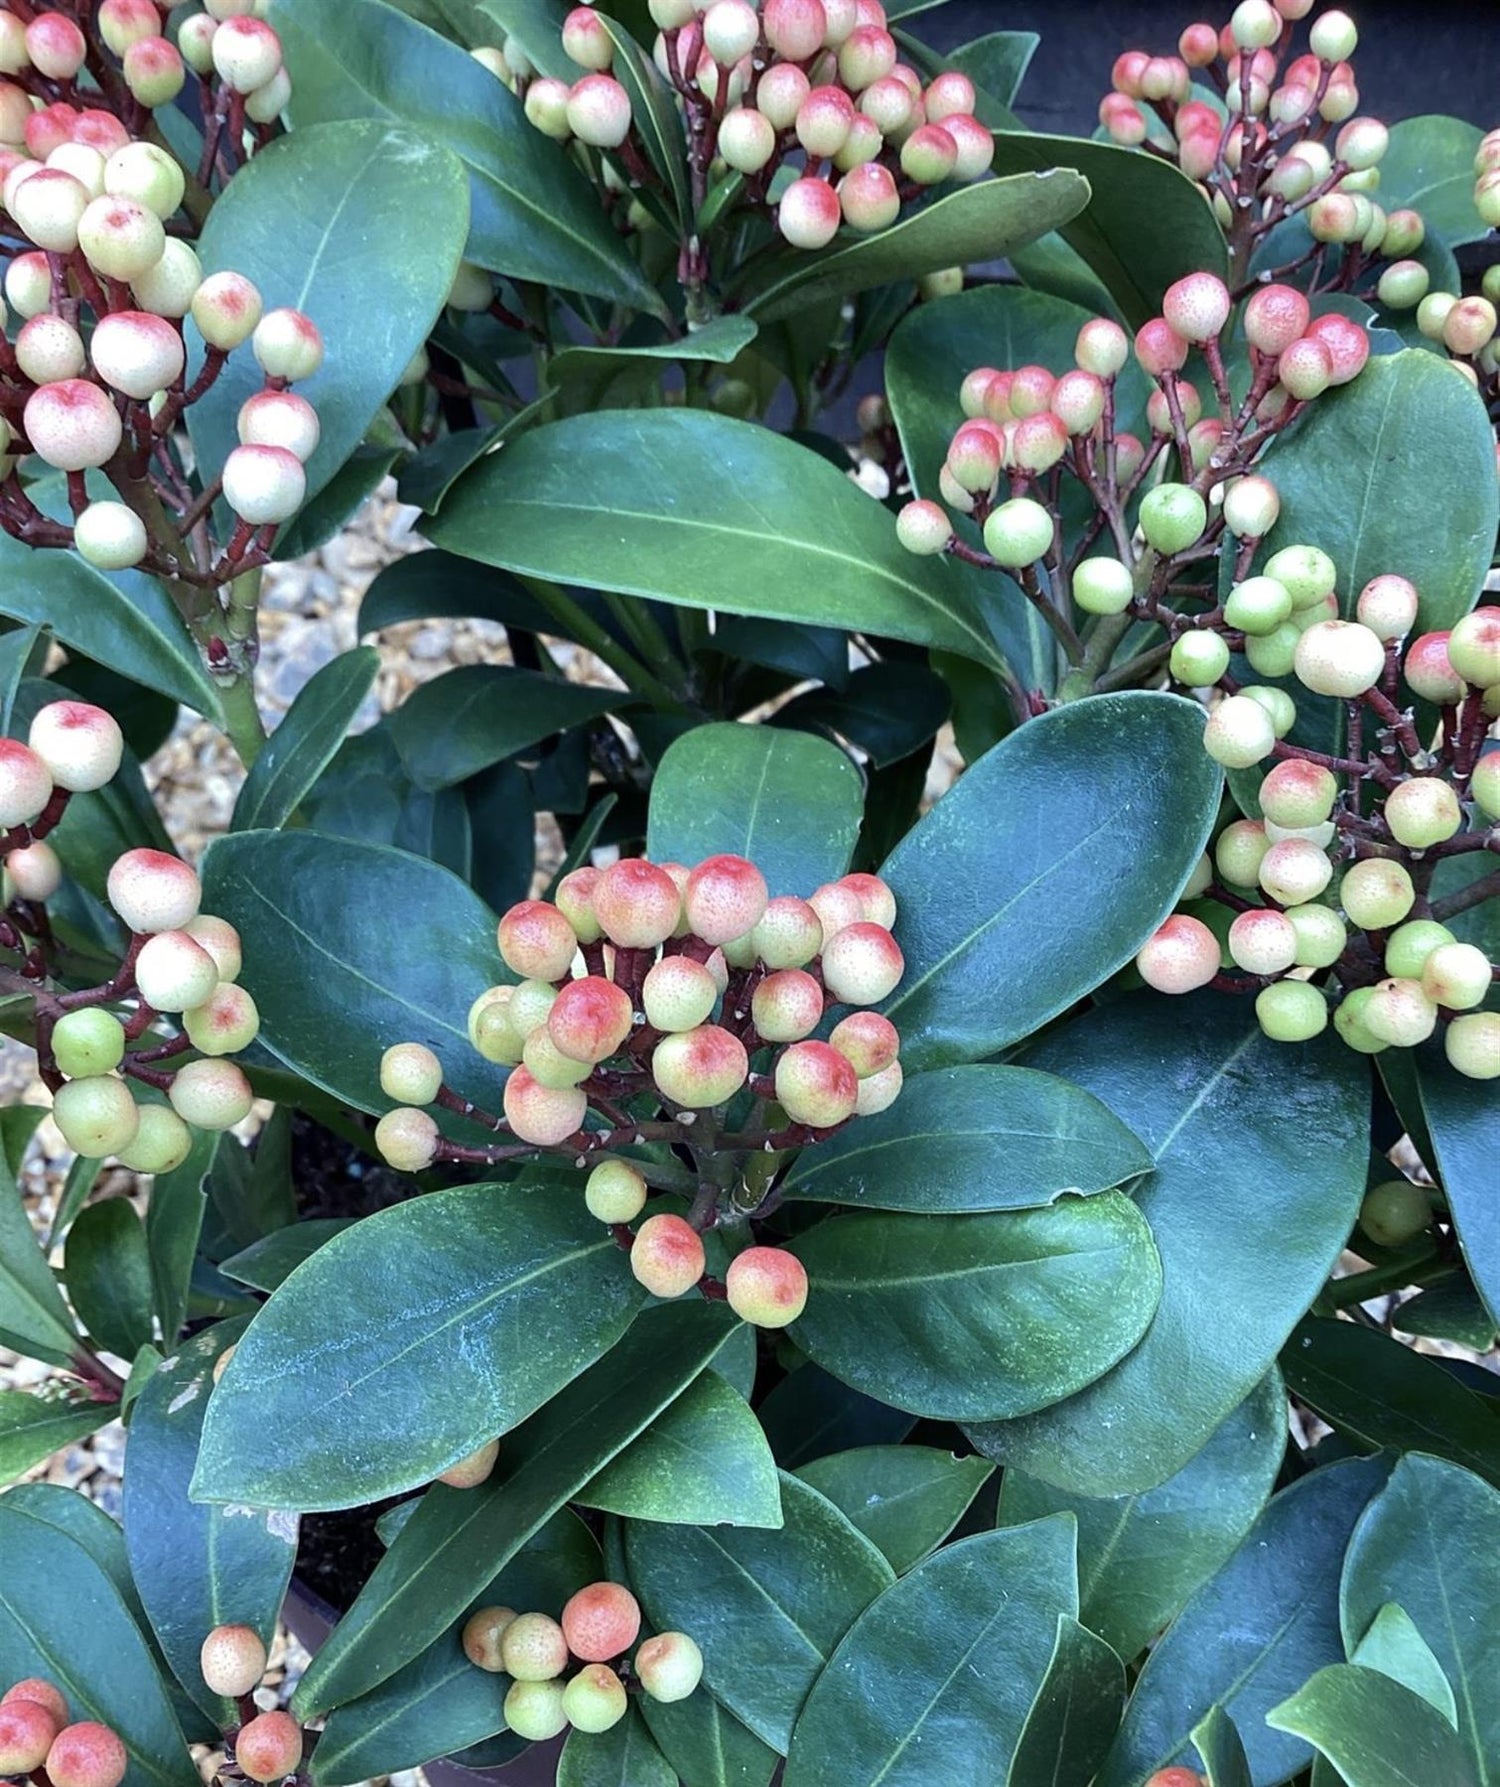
(2, 699, 262, 1165)
(195, 1626, 303, 1784)
(459, 1583, 704, 1742)
(1138, 601, 1499, 1081)
(1380, 257, 1500, 421)
(1098, 2, 1421, 294)
(0, 1678, 126, 1787)
(377, 855, 906, 1321)
(497, 0, 993, 290)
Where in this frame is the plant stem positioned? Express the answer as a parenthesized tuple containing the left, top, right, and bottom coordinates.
(520, 577, 689, 711)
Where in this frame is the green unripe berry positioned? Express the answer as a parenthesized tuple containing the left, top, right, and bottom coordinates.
(168, 1058, 254, 1131)
(1340, 858, 1416, 930)
(982, 496, 1054, 568)
(1263, 545, 1337, 609)
(584, 1160, 648, 1224)
(1376, 259, 1429, 310)
(1240, 685, 1297, 737)
(1416, 291, 1456, 341)
(51, 1008, 126, 1079)
(1384, 920, 1456, 979)
(501, 1614, 569, 1682)
(1224, 575, 1293, 636)
(509, 978, 560, 1039)
(1360, 1178, 1430, 1248)
(1361, 976, 1437, 1047)
(1203, 695, 1277, 769)
(52, 1075, 138, 1159)
(1420, 941, 1492, 1010)
(461, 1606, 518, 1672)
(1215, 819, 1270, 888)
(895, 499, 952, 556)
(1446, 1011, 1500, 1079)
(1258, 838, 1333, 906)
(1287, 903, 1347, 968)
(1255, 979, 1328, 1042)
(116, 1103, 192, 1174)
(379, 1044, 443, 1106)
(561, 1665, 628, 1734)
(641, 955, 718, 1032)
(522, 1026, 593, 1091)
(503, 1680, 568, 1742)
(374, 1107, 439, 1172)
(1384, 776, 1462, 848)
(1072, 556, 1134, 615)
(470, 987, 523, 1065)
(1170, 630, 1231, 687)
(1243, 622, 1301, 679)
(1139, 483, 1207, 555)
(1333, 986, 1387, 1054)
(634, 1631, 704, 1703)
(1471, 751, 1500, 821)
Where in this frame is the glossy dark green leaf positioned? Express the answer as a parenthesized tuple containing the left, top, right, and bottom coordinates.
(773, 661, 950, 769)
(1283, 1319, 1500, 1486)
(969, 997, 1370, 1496)
(1094, 1457, 1391, 1787)
(1379, 116, 1488, 249)
(202, 828, 504, 1113)
(359, 550, 554, 634)
(781, 1519, 1079, 1785)
(795, 1446, 994, 1573)
(143, 1129, 216, 1346)
(999, 1371, 1287, 1661)
(389, 663, 621, 790)
(1007, 1614, 1126, 1787)
(191, 120, 469, 511)
(988, 132, 1228, 327)
(597, 16, 688, 227)
(427, 410, 1012, 668)
(272, 0, 664, 313)
(782, 1064, 1151, 1213)
(880, 694, 1222, 1072)
(1394, 1277, 1498, 1352)
(578, 1371, 782, 1528)
(64, 1200, 154, 1361)
(639, 1673, 778, 1787)
(789, 1191, 1160, 1421)
(1267, 1665, 1478, 1787)
(0, 537, 217, 716)
(233, 648, 379, 831)
(757, 1362, 915, 1468)
(646, 722, 863, 899)
(1348, 1602, 1457, 1727)
(195, 1182, 643, 1510)
(624, 1471, 894, 1752)
(558, 1709, 676, 1787)
(0, 1497, 195, 1787)
(548, 316, 757, 415)
(124, 1323, 298, 1724)
(0, 1116, 79, 1367)
(0, 622, 46, 730)
(733, 172, 1089, 323)
(1417, 1059, 1500, 1330)
(1252, 351, 1497, 641)
(294, 1302, 738, 1715)
(1191, 1705, 1255, 1787)
(301, 723, 474, 877)
(0, 1391, 113, 1486)
(1340, 1453, 1500, 1779)
(218, 1220, 352, 1292)
(313, 1512, 599, 1785)
(898, 30, 1038, 119)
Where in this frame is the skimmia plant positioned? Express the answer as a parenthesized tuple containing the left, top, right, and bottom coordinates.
(0, 0, 1498, 1782)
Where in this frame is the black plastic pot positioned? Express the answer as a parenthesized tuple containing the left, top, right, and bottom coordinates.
(280, 1577, 567, 1787)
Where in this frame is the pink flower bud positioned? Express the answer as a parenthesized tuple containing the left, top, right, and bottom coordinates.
(9, 166, 90, 252)
(899, 120, 956, 184)
(1075, 316, 1129, 377)
(100, 0, 163, 57)
(1304, 312, 1369, 385)
(548, 974, 633, 1063)
(751, 968, 824, 1042)
(820, 919, 904, 1004)
(837, 160, 898, 231)
(1011, 410, 1068, 473)
(774, 1038, 858, 1126)
(923, 69, 976, 122)
(45, 1724, 127, 1787)
(90, 309, 184, 398)
(503, 1066, 586, 1146)
(829, 1009, 899, 1076)
(1162, 270, 1231, 342)
(252, 306, 323, 381)
(1178, 22, 1220, 65)
(593, 858, 682, 948)
(565, 73, 630, 148)
(630, 1214, 705, 1298)
(562, 5, 614, 70)
(210, 15, 281, 91)
(838, 23, 895, 90)
(1111, 50, 1149, 97)
(0, 739, 54, 828)
(1276, 335, 1333, 400)
(1134, 317, 1189, 376)
(1242, 283, 1310, 356)
(755, 62, 810, 130)
(1356, 574, 1419, 642)
(24, 380, 123, 472)
(717, 105, 775, 173)
(78, 194, 165, 279)
(725, 1246, 808, 1327)
(498, 897, 579, 980)
(192, 269, 263, 349)
(25, 13, 86, 80)
(107, 847, 200, 933)
(795, 83, 854, 158)
(764, 0, 827, 60)
(123, 36, 185, 106)
(652, 1024, 748, 1106)
(685, 853, 768, 945)
(237, 389, 320, 461)
(16, 314, 88, 385)
(1228, 908, 1298, 974)
(942, 113, 993, 180)
(778, 174, 841, 248)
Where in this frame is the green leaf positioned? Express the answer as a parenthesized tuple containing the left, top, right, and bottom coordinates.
(789, 1192, 1160, 1420)
(969, 996, 1370, 1497)
(558, 1709, 677, 1787)
(219, 1218, 353, 1292)
(879, 693, 1222, 1072)
(143, 1129, 216, 1346)
(1191, 1705, 1255, 1787)
(271, 0, 665, 314)
(578, 1371, 782, 1529)
(0, 1391, 113, 1486)
(794, 1445, 994, 1574)
(0, 536, 217, 717)
(1340, 1453, 1500, 1781)
(232, 648, 379, 831)
(1349, 1602, 1458, 1728)
(757, 1362, 915, 1468)
(1267, 1665, 1479, 1787)
(201, 828, 504, 1113)
(781, 1519, 1080, 1785)
(1007, 1614, 1126, 1787)
(1379, 116, 1488, 249)
(899, 30, 1038, 118)
(195, 1182, 643, 1510)
(294, 1302, 738, 1715)
(549, 316, 758, 414)
(1093, 1457, 1392, 1787)
(191, 119, 468, 511)
(0, 622, 46, 731)
(124, 1323, 298, 1724)
(388, 663, 621, 790)
(998, 1371, 1287, 1661)
(1283, 1319, 1500, 1487)
(624, 1471, 895, 1752)
(773, 660, 950, 769)
(646, 722, 864, 899)
(359, 549, 553, 634)
(426, 409, 1013, 669)
(1416, 1060, 1500, 1331)
(597, 16, 688, 228)
(733, 172, 1090, 323)
(782, 1064, 1152, 1213)
(639, 1688, 777, 1787)
(301, 723, 474, 876)
(1252, 351, 1498, 642)
(0, 1133, 81, 1367)
(313, 1511, 600, 1785)
(64, 1200, 154, 1361)
(988, 132, 1228, 327)
(0, 1497, 195, 1787)
(1393, 1276, 1498, 1351)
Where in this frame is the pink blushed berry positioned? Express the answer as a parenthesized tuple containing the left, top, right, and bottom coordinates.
(222, 444, 306, 526)
(567, 72, 632, 147)
(838, 161, 899, 232)
(123, 36, 185, 107)
(24, 380, 124, 472)
(1243, 284, 1311, 356)
(25, 13, 87, 80)
(775, 1039, 859, 1126)
(502, 1067, 586, 1146)
(1403, 632, 1466, 705)
(1162, 271, 1231, 342)
(652, 1024, 749, 1107)
(1136, 915, 1220, 993)
(684, 853, 768, 944)
(726, 1246, 809, 1327)
(763, 0, 827, 60)
(90, 309, 185, 399)
(630, 1213, 706, 1298)
(561, 1583, 642, 1663)
(252, 307, 323, 382)
(191, 270, 263, 350)
(45, 1725, 127, 1787)
(593, 858, 682, 947)
(548, 975, 633, 1064)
